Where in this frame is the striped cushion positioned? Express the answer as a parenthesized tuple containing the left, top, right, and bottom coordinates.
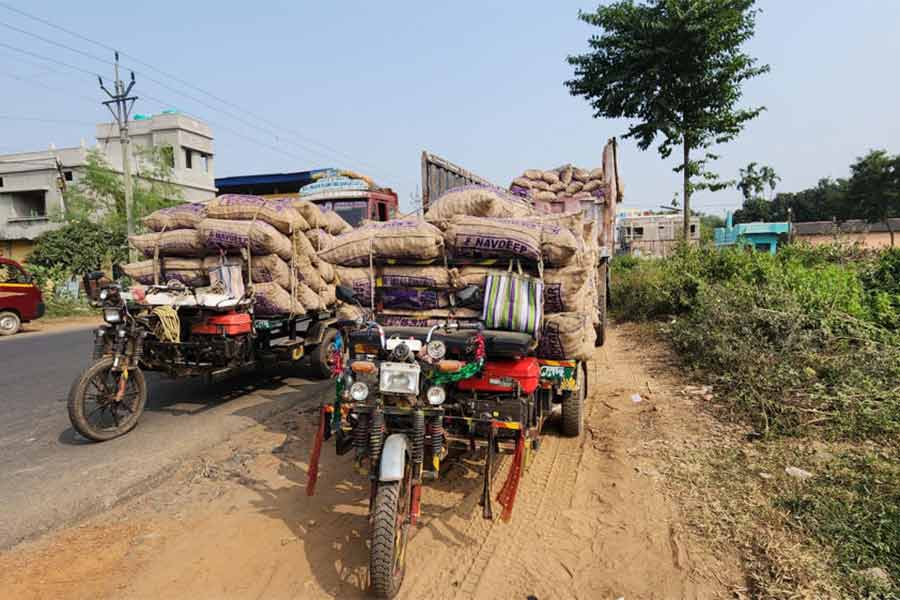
(482, 272, 543, 336)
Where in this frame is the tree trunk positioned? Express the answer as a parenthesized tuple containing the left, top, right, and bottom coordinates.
(682, 139, 691, 241)
(887, 218, 895, 247)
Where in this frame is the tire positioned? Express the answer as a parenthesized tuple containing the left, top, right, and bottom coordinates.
(0, 311, 21, 336)
(311, 327, 342, 380)
(370, 480, 410, 598)
(67, 357, 147, 442)
(561, 364, 585, 438)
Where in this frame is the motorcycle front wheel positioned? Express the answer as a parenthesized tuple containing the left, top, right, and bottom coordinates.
(67, 357, 148, 442)
(369, 467, 412, 598)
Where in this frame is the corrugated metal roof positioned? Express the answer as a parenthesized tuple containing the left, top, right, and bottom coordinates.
(792, 219, 900, 235)
(215, 169, 334, 189)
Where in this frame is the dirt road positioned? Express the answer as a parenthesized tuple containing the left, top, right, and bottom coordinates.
(0, 324, 742, 600)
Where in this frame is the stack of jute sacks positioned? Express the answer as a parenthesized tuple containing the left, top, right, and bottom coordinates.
(509, 165, 606, 204)
(321, 185, 599, 360)
(123, 194, 351, 316)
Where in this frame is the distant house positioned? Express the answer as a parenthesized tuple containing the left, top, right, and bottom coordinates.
(792, 219, 900, 248)
(617, 213, 700, 257)
(715, 213, 790, 254)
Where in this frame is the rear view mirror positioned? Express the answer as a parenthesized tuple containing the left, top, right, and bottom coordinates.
(336, 284, 359, 305)
(454, 284, 482, 308)
(82, 271, 107, 303)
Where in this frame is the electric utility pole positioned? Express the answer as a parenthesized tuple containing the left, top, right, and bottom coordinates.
(99, 52, 137, 259)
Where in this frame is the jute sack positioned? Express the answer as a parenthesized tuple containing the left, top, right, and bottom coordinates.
(247, 254, 291, 288)
(541, 171, 560, 185)
(583, 179, 603, 193)
(457, 265, 496, 288)
(333, 265, 371, 299)
(379, 288, 450, 311)
(316, 258, 335, 283)
(142, 203, 207, 231)
(573, 168, 590, 183)
(565, 181, 584, 194)
(121, 258, 207, 286)
(290, 199, 327, 229)
(543, 265, 590, 313)
(589, 168, 604, 180)
(523, 169, 543, 180)
(294, 280, 320, 311)
(534, 191, 556, 202)
(530, 180, 551, 192)
(511, 177, 533, 189)
(376, 265, 453, 288)
(305, 228, 335, 253)
(197, 218, 293, 260)
(253, 282, 304, 316)
(378, 307, 481, 328)
(336, 302, 366, 322)
(559, 166, 574, 186)
(206, 195, 308, 234)
(130, 229, 206, 257)
(318, 283, 336, 308)
(444, 216, 541, 261)
(425, 186, 533, 224)
(536, 312, 596, 361)
(295, 254, 328, 292)
(549, 182, 566, 193)
(322, 210, 353, 235)
(292, 229, 317, 257)
(319, 220, 444, 267)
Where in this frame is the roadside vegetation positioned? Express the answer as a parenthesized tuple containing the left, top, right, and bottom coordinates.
(612, 243, 899, 598)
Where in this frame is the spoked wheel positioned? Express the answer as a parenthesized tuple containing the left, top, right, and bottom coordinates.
(67, 357, 147, 442)
(370, 464, 412, 598)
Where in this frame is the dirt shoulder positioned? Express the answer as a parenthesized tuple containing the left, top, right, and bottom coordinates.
(4, 314, 99, 340)
(0, 323, 746, 600)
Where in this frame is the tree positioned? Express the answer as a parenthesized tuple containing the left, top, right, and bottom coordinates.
(566, 0, 769, 239)
(847, 150, 899, 247)
(737, 162, 780, 202)
(28, 220, 126, 274)
(61, 145, 182, 236)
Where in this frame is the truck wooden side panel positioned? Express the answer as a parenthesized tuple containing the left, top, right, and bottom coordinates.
(420, 151, 494, 211)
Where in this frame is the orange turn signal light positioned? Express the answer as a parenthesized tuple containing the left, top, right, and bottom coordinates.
(437, 360, 464, 373)
(351, 361, 377, 374)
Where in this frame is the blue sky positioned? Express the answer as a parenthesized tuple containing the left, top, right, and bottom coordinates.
(2, 1, 899, 215)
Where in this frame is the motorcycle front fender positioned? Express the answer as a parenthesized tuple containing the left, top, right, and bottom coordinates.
(378, 433, 409, 483)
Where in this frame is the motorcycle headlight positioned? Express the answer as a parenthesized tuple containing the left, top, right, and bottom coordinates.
(350, 382, 369, 402)
(426, 340, 446, 361)
(99, 288, 109, 301)
(379, 362, 420, 395)
(103, 307, 122, 324)
(426, 386, 446, 406)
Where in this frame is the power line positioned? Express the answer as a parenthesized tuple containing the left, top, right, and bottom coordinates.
(0, 3, 407, 186)
(0, 69, 100, 105)
(0, 115, 97, 125)
(0, 41, 98, 77)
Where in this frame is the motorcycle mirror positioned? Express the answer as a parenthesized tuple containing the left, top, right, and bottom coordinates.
(336, 285, 359, 305)
(454, 284, 482, 307)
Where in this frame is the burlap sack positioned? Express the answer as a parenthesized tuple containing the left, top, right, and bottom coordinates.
(523, 169, 543, 180)
(197, 218, 293, 260)
(142, 203, 207, 232)
(295, 254, 328, 292)
(589, 168, 604, 180)
(322, 210, 352, 235)
(121, 258, 208, 286)
(336, 302, 366, 322)
(377, 307, 481, 328)
(572, 191, 592, 201)
(290, 199, 327, 229)
(253, 282, 304, 316)
(206, 195, 308, 233)
(319, 220, 444, 267)
(425, 186, 533, 223)
(377, 265, 453, 288)
(295, 280, 320, 311)
(444, 216, 541, 261)
(292, 229, 316, 257)
(534, 191, 556, 202)
(318, 283, 336, 308)
(457, 265, 495, 288)
(559, 167, 574, 186)
(536, 312, 595, 360)
(247, 254, 291, 287)
(583, 179, 603, 193)
(511, 177, 533, 189)
(305, 228, 335, 252)
(333, 265, 371, 299)
(565, 181, 584, 194)
(543, 265, 590, 313)
(573, 168, 590, 183)
(541, 171, 560, 185)
(130, 229, 206, 257)
(530, 180, 551, 192)
(549, 182, 566, 193)
(316, 258, 335, 283)
(380, 288, 450, 310)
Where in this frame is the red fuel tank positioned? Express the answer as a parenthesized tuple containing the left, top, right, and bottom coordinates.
(456, 358, 540, 394)
(191, 312, 252, 336)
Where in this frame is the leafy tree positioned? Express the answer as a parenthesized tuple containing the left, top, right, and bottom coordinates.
(847, 150, 899, 247)
(28, 220, 126, 274)
(737, 162, 780, 202)
(567, 0, 769, 239)
(61, 145, 182, 236)
(699, 213, 726, 242)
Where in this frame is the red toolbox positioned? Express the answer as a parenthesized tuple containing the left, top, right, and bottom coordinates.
(457, 358, 540, 394)
(191, 312, 252, 335)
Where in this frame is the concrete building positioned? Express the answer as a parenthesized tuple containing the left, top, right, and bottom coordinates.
(0, 112, 215, 261)
(715, 213, 790, 254)
(792, 219, 900, 249)
(617, 213, 700, 257)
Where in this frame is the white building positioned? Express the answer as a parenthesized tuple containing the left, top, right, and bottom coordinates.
(0, 112, 215, 261)
(618, 213, 700, 257)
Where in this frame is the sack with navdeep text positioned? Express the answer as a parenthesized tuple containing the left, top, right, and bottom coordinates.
(197, 218, 293, 260)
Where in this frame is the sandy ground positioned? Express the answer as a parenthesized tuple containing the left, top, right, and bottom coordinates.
(0, 323, 743, 600)
(1, 314, 100, 341)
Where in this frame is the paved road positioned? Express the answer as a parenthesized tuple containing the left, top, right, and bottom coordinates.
(0, 326, 331, 549)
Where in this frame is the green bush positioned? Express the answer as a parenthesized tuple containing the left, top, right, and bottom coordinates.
(28, 220, 126, 275)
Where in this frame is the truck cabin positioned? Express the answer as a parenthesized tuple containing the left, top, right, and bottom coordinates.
(214, 170, 398, 225)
